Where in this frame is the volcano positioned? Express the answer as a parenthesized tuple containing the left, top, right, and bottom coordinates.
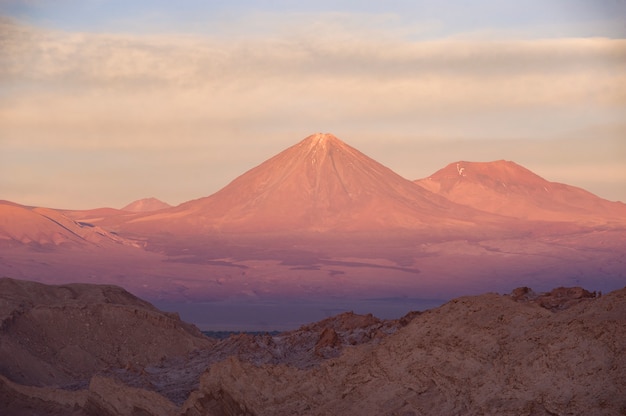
(125, 133, 497, 234)
(415, 160, 626, 225)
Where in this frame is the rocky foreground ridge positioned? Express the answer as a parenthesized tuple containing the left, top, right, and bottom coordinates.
(1, 278, 624, 415)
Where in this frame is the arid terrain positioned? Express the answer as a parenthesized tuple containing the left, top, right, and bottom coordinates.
(1, 133, 624, 329)
(1, 277, 624, 415)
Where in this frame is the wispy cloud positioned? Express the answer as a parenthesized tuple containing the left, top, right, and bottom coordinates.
(1, 17, 625, 206)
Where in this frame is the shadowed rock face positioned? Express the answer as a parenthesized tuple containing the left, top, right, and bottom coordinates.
(0, 278, 410, 414)
(510, 285, 598, 310)
(1, 278, 624, 416)
(182, 287, 626, 416)
(0, 277, 212, 388)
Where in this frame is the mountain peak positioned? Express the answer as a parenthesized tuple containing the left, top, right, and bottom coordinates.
(154, 133, 482, 233)
(299, 133, 344, 152)
(305, 132, 339, 144)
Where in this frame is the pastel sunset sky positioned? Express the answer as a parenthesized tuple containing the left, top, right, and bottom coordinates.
(1, 0, 625, 209)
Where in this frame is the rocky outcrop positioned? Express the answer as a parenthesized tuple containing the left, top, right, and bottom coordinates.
(2, 280, 624, 416)
(84, 376, 178, 416)
(0, 374, 87, 416)
(511, 286, 598, 310)
(182, 287, 626, 416)
(209, 311, 406, 368)
(0, 374, 178, 416)
(0, 277, 211, 388)
(99, 310, 404, 409)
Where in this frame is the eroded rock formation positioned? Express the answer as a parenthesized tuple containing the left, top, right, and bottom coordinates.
(0, 277, 211, 413)
(182, 287, 625, 416)
(1, 278, 624, 415)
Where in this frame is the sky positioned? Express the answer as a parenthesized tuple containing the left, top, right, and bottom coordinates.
(1, 0, 625, 209)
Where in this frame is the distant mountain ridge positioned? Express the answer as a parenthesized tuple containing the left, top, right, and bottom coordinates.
(0, 200, 141, 248)
(121, 197, 171, 212)
(6, 135, 622, 234)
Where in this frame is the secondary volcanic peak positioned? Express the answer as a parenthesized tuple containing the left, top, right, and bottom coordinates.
(454, 160, 543, 182)
(416, 160, 626, 224)
(419, 160, 551, 195)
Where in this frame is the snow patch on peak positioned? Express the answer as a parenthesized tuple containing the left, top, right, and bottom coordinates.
(312, 132, 330, 140)
(304, 133, 339, 147)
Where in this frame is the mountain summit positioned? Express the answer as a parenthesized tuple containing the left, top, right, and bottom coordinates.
(128, 133, 489, 233)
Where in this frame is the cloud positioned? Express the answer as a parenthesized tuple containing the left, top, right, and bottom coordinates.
(1, 18, 625, 206)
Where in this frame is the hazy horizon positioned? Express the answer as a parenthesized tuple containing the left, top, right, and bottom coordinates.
(1, 1, 625, 209)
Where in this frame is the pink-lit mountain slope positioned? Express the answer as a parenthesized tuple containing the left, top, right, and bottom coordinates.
(124, 133, 500, 234)
(415, 160, 626, 225)
(0, 200, 141, 248)
(122, 197, 171, 212)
